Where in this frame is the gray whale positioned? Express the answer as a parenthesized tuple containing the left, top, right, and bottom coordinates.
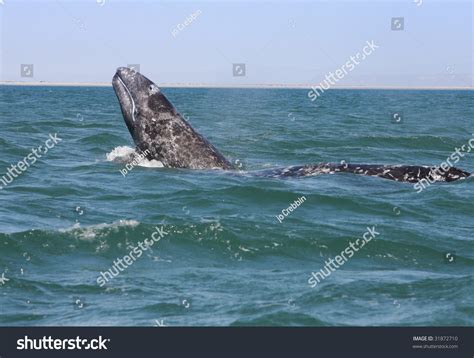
(112, 67, 471, 183)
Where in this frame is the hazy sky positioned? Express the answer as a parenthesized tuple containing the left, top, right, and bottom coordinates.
(0, 0, 472, 86)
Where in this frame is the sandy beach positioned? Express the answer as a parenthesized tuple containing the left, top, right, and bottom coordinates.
(0, 81, 472, 90)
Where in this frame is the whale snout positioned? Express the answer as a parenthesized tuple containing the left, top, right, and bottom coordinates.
(116, 66, 130, 75)
(112, 67, 159, 144)
(113, 67, 141, 87)
(115, 67, 137, 79)
(113, 67, 153, 93)
(112, 67, 142, 139)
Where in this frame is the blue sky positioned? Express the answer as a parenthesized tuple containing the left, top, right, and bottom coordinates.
(0, 0, 472, 86)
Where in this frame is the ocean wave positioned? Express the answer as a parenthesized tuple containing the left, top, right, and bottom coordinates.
(59, 220, 141, 241)
(2, 217, 472, 268)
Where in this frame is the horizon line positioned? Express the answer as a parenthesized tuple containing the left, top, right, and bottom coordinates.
(0, 81, 472, 90)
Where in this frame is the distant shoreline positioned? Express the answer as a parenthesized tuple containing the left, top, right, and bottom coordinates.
(0, 81, 472, 90)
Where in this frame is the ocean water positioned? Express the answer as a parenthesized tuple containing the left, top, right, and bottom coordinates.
(0, 86, 472, 326)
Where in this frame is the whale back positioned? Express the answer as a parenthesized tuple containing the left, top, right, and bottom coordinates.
(112, 68, 471, 183)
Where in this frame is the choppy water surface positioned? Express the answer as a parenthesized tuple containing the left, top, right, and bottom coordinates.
(0, 86, 472, 326)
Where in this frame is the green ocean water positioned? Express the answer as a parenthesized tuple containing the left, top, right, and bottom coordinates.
(0, 86, 472, 326)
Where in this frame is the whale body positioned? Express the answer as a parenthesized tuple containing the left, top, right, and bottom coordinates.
(112, 67, 471, 183)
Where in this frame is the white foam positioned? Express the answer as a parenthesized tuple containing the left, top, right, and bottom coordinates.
(106, 146, 164, 168)
(138, 159, 164, 168)
(106, 146, 136, 162)
(61, 219, 140, 241)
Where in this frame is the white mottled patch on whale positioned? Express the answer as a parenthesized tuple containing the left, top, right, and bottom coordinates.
(148, 84, 160, 95)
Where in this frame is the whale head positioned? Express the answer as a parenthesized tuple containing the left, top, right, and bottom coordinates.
(112, 67, 175, 147)
(112, 67, 234, 169)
